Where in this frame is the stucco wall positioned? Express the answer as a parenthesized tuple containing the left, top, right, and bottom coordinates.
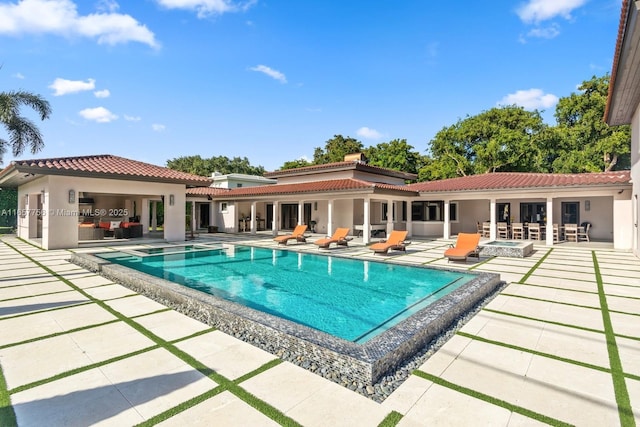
(18, 175, 186, 249)
(632, 106, 640, 255)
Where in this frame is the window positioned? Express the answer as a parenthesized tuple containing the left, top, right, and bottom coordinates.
(236, 183, 243, 188)
(520, 203, 546, 224)
(411, 201, 458, 222)
(220, 202, 228, 213)
(382, 203, 396, 221)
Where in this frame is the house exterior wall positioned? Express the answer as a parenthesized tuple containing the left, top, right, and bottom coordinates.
(18, 175, 186, 249)
(632, 106, 640, 255)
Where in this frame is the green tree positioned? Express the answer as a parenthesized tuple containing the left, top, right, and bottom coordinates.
(0, 187, 17, 229)
(552, 75, 630, 172)
(279, 158, 312, 170)
(422, 106, 546, 180)
(167, 155, 265, 176)
(0, 90, 52, 164)
(312, 135, 364, 164)
(365, 139, 424, 175)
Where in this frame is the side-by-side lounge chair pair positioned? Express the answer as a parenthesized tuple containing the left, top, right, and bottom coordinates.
(444, 233, 481, 262)
(370, 230, 409, 255)
(314, 228, 351, 249)
(273, 224, 308, 245)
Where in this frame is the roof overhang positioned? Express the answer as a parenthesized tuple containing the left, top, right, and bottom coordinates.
(0, 163, 208, 188)
(606, 0, 640, 125)
(417, 183, 633, 200)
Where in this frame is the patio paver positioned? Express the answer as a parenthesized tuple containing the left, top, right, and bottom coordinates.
(0, 235, 638, 426)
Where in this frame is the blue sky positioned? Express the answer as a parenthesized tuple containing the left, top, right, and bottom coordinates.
(0, 0, 623, 172)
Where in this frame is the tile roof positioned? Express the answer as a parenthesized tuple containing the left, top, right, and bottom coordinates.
(186, 187, 231, 196)
(2, 154, 212, 185)
(188, 178, 418, 198)
(604, 0, 631, 124)
(264, 161, 417, 180)
(406, 171, 632, 193)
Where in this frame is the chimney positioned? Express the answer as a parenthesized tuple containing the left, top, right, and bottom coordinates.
(343, 153, 366, 163)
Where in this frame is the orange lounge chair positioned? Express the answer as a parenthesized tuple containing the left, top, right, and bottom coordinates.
(273, 224, 308, 245)
(370, 230, 409, 255)
(314, 227, 351, 249)
(444, 233, 481, 262)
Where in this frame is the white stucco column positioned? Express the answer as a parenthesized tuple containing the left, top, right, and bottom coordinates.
(546, 197, 554, 246)
(298, 201, 303, 225)
(386, 199, 394, 236)
(363, 197, 371, 244)
(209, 202, 215, 227)
(141, 198, 150, 235)
(614, 192, 633, 250)
(272, 201, 279, 236)
(250, 202, 256, 234)
(489, 199, 496, 240)
(443, 200, 451, 239)
(327, 200, 334, 236)
(151, 201, 157, 231)
(405, 199, 413, 238)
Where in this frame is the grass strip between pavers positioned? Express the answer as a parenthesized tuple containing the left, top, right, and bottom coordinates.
(133, 386, 227, 427)
(8, 345, 160, 395)
(130, 307, 174, 318)
(592, 252, 635, 427)
(499, 292, 601, 311)
(0, 301, 94, 322)
(0, 288, 83, 303)
(1, 240, 300, 426)
(518, 248, 553, 284)
(482, 307, 606, 335)
(0, 361, 17, 427)
(456, 331, 613, 374)
(377, 410, 403, 427)
(413, 370, 572, 426)
(233, 358, 282, 385)
(0, 319, 121, 350)
(169, 327, 217, 344)
(467, 255, 496, 270)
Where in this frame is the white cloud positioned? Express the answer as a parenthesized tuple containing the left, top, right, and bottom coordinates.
(94, 89, 110, 98)
(79, 106, 117, 122)
(156, 0, 256, 18)
(0, 0, 158, 48)
(250, 65, 287, 83)
(516, 0, 587, 24)
(49, 77, 95, 96)
(13, 72, 25, 79)
(498, 88, 559, 110)
(526, 24, 560, 39)
(152, 123, 166, 131)
(124, 114, 141, 121)
(356, 126, 383, 140)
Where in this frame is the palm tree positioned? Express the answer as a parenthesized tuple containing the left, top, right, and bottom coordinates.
(0, 90, 52, 164)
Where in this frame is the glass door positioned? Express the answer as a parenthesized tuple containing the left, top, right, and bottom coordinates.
(561, 202, 579, 225)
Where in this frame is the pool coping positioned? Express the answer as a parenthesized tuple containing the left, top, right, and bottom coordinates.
(70, 247, 502, 386)
(479, 240, 534, 258)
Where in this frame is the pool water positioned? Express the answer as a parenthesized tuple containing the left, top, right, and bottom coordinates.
(483, 241, 524, 247)
(98, 245, 474, 343)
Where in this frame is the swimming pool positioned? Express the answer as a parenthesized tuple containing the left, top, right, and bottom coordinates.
(72, 243, 501, 386)
(96, 244, 474, 343)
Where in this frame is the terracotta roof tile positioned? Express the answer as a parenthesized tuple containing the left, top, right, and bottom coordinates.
(605, 0, 630, 124)
(189, 178, 417, 198)
(406, 171, 631, 193)
(264, 161, 417, 180)
(7, 154, 212, 185)
(186, 187, 231, 196)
